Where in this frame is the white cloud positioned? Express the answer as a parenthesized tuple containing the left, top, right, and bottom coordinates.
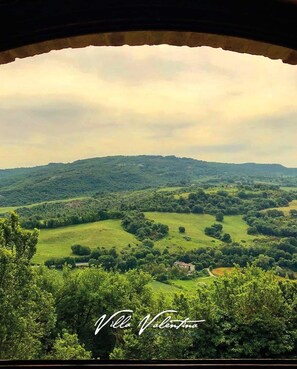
(0, 45, 296, 168)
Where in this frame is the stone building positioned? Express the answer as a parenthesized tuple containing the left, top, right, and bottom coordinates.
(173, 261, 195, 273)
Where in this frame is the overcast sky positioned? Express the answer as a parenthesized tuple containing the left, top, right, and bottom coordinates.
(0, 45, 296, 169)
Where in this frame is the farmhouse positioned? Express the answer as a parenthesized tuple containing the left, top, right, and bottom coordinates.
(174, 261, 195, 273)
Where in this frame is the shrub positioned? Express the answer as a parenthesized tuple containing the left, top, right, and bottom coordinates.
(71, 244, 91, 256)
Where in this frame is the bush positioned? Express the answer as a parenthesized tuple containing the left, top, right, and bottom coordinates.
(222, 233, 232, 243)
(216, 212, 224, 222)
(71, 244, 91, 256)
(44, 257, 76, 269)
(179, 226, 185, 233)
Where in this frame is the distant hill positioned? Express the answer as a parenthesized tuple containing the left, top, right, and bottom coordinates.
(0, 155, 296, 206)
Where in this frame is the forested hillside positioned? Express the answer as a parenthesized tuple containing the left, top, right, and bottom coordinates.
(0, 155, 297, 206)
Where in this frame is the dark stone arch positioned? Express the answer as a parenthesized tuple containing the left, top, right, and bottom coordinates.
(0, 0, 296, 64)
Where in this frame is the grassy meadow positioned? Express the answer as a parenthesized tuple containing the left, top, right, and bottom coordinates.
(33, 211, 256, 264)
(148, 276, 215, 296)
(145, 212, 257, 252)
(33, 219, 138, 264)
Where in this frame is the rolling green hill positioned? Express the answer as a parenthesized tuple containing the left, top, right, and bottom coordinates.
(1, 155, 296, 206)
(33, 213, 256, 264)
(33, 219, 139, 264)
(145, 212, 258, 251)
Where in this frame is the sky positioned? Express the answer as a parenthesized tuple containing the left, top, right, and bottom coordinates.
(0, 44, 296, 169)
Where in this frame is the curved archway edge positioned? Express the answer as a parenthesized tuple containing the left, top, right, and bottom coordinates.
(0, 0, 296, 65)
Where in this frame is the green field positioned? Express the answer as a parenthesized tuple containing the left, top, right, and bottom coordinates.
(33, 211, 257, 264)
(171, 276, 214, 289)
(148, 281, 181, 295)
(145, 212, 257, 252)
(149, 276, 215, 296)
(33, 220, 138, 264)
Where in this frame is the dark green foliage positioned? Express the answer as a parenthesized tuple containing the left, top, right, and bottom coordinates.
(221, 233, 232, 243)
(205, 223, 223, 239)
(266, 209, 285, 218)
(142, 239, 154, 248)
(215, 212, 224, 222)
(121, 212, 168, 241)
(71, 244, 91, 256)
(179, 226, 186, 233)
(0, 214, 56, 359)
(244, 210, 297, 238)
(44, 257, 76, 269)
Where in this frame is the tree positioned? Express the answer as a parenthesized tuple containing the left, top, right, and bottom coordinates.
(190, 266, 297, 358)
(142, 239, 154, 248)
(221, 233, 232, 243)
(179, 226, 186, 233)
(71, 244, 91, 255)
(46, 331, 92, 359)
(215, 212, 224, 222)
(253, 254, 275, 270)
(205, 223, 223, 239)
(0, 213, 56, 359)
(192, 205, 204, 214)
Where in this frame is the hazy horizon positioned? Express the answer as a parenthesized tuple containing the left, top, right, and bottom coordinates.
(0, 45, 296, 169)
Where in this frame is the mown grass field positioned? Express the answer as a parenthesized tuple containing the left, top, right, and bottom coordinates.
(145, 212, 257, 252)
(33, 220, 138, 264)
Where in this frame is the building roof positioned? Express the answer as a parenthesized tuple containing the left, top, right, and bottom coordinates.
(174, 261, 194, 267)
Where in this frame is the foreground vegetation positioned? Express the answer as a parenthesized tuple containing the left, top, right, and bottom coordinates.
(1, 214, 296, 360)
(1, 157, 297, 360)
